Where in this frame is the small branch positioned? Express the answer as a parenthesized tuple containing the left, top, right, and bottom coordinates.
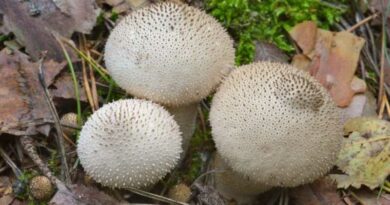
(347, 13, 379, 32)
(0, 146, 22, 177)
(37, 56, 71, 185)
(19, 136, 59, 184)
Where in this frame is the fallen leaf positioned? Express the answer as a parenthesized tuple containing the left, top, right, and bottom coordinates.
(292, 54, 311, 72)
(341, 94, 367, 123)
(289, 21, 317, 55)
(331, 117, 390, 189)
(254, 41, 289, 63)
(0, 49, 65, 136)
(351, 189, 390, 205)
(290, 22, 366, 107)
(344, 117, 390, 136)
(50, 74, 87, 102)
(103, 0, 149, 13)
(289, 177, 344, 205)
(49, 183, 124, 205)
(0, 176, 13, 196)
(0, 0, 100, 61)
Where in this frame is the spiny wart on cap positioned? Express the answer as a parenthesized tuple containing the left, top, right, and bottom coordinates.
(210, 62, 342, 187)
(77, 99, 182, 189)
(104, 2, 234, 106)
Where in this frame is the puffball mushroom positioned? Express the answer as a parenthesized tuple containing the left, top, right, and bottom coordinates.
(210, 62, 343, 187)
(77, 99, 182, 189)
(212, 154, 271, 204)
(104, 2, 235, 106)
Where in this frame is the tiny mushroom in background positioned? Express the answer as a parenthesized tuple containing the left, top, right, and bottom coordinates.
(60, 112, 78, 136)
(104, 2, 235, 106)
(211, 154, 271, 204)
(29, 176, 54, 200)
(166, 103, 198, 159)
(77, 99, 182, 189)
(210, 62, 343, 187)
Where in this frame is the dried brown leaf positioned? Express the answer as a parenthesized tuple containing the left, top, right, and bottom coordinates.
(290, 21, 366, 107)
(289, 177, 344, 205)
(0, 49, 65, 136)
(0, 0, 100, 61)
(254, 41, 288, 63)
(289, 21, 317, 55)
(49, 183, 124, 205)
(50, 74, 87, 102)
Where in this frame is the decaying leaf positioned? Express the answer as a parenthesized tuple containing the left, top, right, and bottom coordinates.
(254, 41, 289, 63)
(49, 183, 125, 205)
(289, 21, 366, 107)
(0, 49, 65, 136)
(0, 49, 85, 136)
(289, 177, 344, 205)
(0, 0, 100, 61)
(344, 117, 390, 136)
(50, 74, 87, 102)
(103, 0, 149, 13)
(331, 117, 390, 190)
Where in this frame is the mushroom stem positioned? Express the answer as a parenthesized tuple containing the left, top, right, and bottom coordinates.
(166, 103, 198, 159)
(211, 154, 271, 205)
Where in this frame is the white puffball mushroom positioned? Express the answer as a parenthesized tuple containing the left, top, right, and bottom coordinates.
(212, 154, 271, 204)
(210, 62, 343, 187)
(166, 103, 198, 158)
(105, 2, 235, 106)
(77, 99, 182, 189)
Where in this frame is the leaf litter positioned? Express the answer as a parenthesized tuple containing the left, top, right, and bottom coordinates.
(331, 117, 390, 190)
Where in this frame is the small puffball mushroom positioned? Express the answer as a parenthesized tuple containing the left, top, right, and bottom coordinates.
(29, 176, 53, 200)
(168, 183, 192, 203)
(77, 99, 182, 189)
(212, 154, 271, 204)
(60, 112, 78, 136)
(166, 103, 198, 158)
(105, 2, 235, 106)
(210, 62, 343, 187)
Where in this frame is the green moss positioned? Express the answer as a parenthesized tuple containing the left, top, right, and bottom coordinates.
(206, 0, 347, 65)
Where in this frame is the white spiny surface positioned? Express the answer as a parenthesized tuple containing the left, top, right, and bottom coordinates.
(77, 99, 182, 189)
(210, 62, 343, 187)
(105, 2, 234, 106)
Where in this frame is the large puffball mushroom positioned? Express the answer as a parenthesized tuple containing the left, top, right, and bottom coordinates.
(210, 62, 343, 187)
(211, 154, 271, 204)
(77, 99, 182, 189)
(166, 103, 198, 158)
(104, 2, 235, 106)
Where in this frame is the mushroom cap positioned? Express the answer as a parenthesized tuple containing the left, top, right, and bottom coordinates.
(77, 99, 182, 189)
(29, 176, 53, 200)
(166, 103, 198, 158)
(60, 112, 78, 136)
(210, 62, 343, 187)
(212, 154, 271, 204)
(168, 183, 192, 203)
(104, 2, 234, 106)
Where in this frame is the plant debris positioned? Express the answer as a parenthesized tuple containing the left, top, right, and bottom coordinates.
(290, 21, 367, 107)
(0, 0, 100, 61)
(331, 117, 390, 189)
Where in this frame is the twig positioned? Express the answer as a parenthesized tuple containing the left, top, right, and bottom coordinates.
(19, 136, 59, 184)
(37, 56, 71, 184)
(0, 146, 22, 177)
(347, 13, 379, 32)
(126, 187, 189, 205)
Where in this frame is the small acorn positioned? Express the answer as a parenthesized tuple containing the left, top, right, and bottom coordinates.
(29, 176, 53, 200)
